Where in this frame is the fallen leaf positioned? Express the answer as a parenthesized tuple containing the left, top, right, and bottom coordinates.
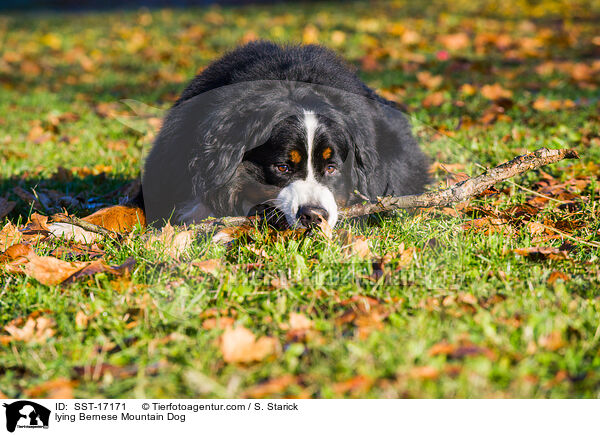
(83, 205, 145, 232)
(241, 374, 297, 399)
(315, 215, 333, 240)
(286, 312, 314, 341)
(409, 366, 439, 380)
(289, 312, 313, 331)
(417, 71, 443, 89)
(428, 341, 495, 359)
(212, 225, 254, 244)
(422, 91, 445, 107)
(202, 317, 235, 330)
(4, 316, 55, 344)
(438, 32, 470, 50)
(191, 258, 222, 274)
(480, 83, 513, 100)
(0, 222, 22, 252)
(23, 255, 88, 286)
(513, 246, 569, 261)
(338, 229, 372, 259)
(75, 311, 89, 328)
(332, 375, 373, 396)
(24, 378, 76, 399)
(220, 326, 277, 363)
(146, 223, 193, 259)
(548, 271, 570, 285)
(539, 331, 565, 351)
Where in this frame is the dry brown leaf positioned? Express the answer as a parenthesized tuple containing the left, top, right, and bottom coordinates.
(527, 221, 545, 236)
(286, 312, 314, 341)
(417, 71, 443, 89)
(532, 96, 575, 111)
(75, 311, 89, 329)
(0, 243, 33, 262)
(23, 255, 88, 286)
(289, 313, 313, 331)
(480, 83, 513, 100)
(315, 216, 333, 240)
(24, 378, 76, 399)
(83, 205, 145, 232)
(539, 331, 565, 351)
(513, 246, 570, 261)
(409, 366, 440, 380)
(202, 317, 235, 330)
(220, 326, 277, 363)
(338, 229, 372, 259)
(428, 341, 495, 360)
(332, 375, 373, 396)
(4, 316, 55, 343)
(422, 91, 445, 107)
(147, 223, 193, 259)
(438, 32, 470, 50)
(241, 374, 298, 399)
(191, 258, 222, 274)
(0, 222, 21, 252)
(548, 271, 570, 285)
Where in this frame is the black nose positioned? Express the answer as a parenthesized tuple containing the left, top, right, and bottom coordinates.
(296, 205, 329, 227)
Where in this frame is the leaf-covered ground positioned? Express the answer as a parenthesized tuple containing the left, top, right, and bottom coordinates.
(1, 0, 600, 398)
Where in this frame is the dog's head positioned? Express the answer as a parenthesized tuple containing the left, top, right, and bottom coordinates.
(174, 81, 381, 228)
(240, 110, 357, 228)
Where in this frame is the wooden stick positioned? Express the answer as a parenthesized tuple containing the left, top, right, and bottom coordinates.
(341, 147, 579, 218)
(51, 214, 116, 238)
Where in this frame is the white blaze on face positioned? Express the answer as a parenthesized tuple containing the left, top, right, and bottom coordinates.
(276, 110, 339, 228)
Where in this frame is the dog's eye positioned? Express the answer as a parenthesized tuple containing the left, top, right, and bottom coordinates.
(325, 164, 337, 175)
(275, 164, 290, 173)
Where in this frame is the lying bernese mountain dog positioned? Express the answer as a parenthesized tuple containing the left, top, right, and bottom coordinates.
(139, 41, 429, 228)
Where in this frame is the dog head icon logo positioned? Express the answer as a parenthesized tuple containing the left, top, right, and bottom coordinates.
(3, 401, 50, 432)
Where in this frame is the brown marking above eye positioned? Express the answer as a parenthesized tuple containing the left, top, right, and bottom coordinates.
(322, 147, 332, 159)
(290, 150, 302, 163)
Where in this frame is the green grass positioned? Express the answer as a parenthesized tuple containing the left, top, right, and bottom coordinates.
(1, 0, 600, 398)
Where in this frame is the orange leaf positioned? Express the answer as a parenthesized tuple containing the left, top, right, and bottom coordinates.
(146, 223, 193, 259)
(438, 32, 470, 50)
(0, 222, 21, 252)
(539, 331, 565, 351)
(191, 258, 222, 274)
(23, 255, 88, 286)
(417, 71, 443, 89)
(422, 91, 445, 107)
(480, 83, 513, 100)
(202, 317, 234, 330)
(220, 326, 277, 363)
(83, 205, 146, 232)
(4, 316, 55, 344)
(24, 378, 76, 399)
(242, 375, 297, 399)
(513, 246, 569, 261)
(548, 271, 570, 285)
(409, 366, 439, 380)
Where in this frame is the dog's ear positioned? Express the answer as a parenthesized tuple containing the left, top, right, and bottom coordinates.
(189, 84, 294, 196)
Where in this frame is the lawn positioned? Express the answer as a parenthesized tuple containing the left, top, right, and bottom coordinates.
(1, 0, 599, 399)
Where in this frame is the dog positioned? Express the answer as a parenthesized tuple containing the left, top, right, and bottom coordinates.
(139, 41, 429, 228)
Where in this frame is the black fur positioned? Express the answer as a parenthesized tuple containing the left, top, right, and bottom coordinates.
(141, 41, 429, 226)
